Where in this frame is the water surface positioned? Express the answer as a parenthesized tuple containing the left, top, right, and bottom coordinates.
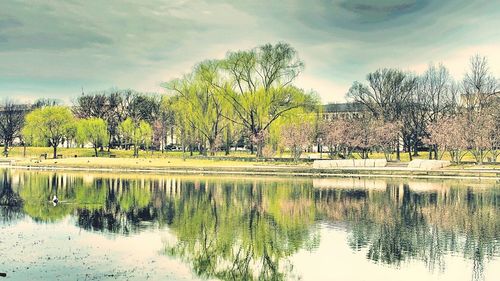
(0, 170, 498, 280)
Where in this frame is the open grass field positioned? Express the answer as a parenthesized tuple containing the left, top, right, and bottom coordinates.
(6, 146, 496, 163)
(4, 146, 498, 177)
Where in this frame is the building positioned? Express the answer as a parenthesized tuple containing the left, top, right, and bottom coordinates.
(322, 102, 369, 121)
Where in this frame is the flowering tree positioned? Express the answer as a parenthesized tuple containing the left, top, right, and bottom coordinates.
(280, 121, 313, 161)
(427, 116, 468, 163)
(466, 113, 495, 164)
(321, 119, 350, 159)
(373, 121, 400, 161)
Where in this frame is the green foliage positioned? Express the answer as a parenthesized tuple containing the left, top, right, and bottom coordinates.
(165, 43, 320, 157)
(119, 117, 152, 157)
(22, 106, 75, 158)
(76, 118, 109, 156)
(168, 60, 229, 155)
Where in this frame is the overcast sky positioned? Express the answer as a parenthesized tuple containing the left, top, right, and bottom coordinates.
(1, 0, 499, 104)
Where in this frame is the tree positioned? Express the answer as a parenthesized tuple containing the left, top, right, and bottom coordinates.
(31, 98, 60, 109)
(348, 117, 377, 159)
(168, 61, 229, 156)
(73, 92, 109, 119)
(221, 43, 318, 157)
(465, 113, 495, 164)
(119, 118, 152, 158)
(0, 101, 28, 156)
(461, 55, 498, 114)
(418, 64, 458, 159)
(76, 118, 109, 157)
(321, 118, 351, 159)
(373, 120, 400, 161)
(22, 106, 75, 159)
(426, 116, 468, 163)
(347, 68, 417, 160)
(154, 96, 175, 153)
(280, 120, 313, 161)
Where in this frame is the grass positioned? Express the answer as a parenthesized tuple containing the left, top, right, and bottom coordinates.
(4, 146, 498, 170)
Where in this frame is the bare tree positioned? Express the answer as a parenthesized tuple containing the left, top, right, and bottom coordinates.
(347, 68, 417, 160)
(0, 101, 28, 157)
(461, 55, 498, 113)
(417, 64, 459, 159)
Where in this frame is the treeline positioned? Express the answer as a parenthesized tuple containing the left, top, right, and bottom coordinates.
(1, 43, 319, 159)
(339, 55, 499, 163)
(0, 43, 498, 162)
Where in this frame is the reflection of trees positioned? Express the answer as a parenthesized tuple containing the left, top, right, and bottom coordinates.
(0, 170, 23, 222)
(315, 183, 499, 280)
(19, 173, 76, 222)
(163, 180, 318, 281)
(75, 178, 154, 234)
(3, 170, 499, 281)
(14, 172, 155, 233)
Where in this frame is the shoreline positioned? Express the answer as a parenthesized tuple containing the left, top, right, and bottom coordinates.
(6, 159, 500, 180)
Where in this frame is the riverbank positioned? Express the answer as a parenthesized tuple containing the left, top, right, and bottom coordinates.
(6, 157, 500, 180)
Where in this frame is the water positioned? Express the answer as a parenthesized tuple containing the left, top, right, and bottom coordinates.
(0, 169, 498, 281)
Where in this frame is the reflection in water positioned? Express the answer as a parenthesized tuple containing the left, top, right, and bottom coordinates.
(0, 170, 498, 281)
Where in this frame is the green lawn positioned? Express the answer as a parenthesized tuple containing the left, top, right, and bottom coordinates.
(5, 146, 497, 164)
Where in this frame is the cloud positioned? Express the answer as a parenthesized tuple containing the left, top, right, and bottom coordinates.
(0, 0, 499, 103)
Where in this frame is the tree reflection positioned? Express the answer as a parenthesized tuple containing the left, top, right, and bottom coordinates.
(0, 170, 498, 281)
(162, 180, 318, 281)
(0, 170, 23, 222)
(314, 181, 499, 280)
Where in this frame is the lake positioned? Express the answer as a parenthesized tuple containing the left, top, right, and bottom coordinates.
(0, 169, 498, 280)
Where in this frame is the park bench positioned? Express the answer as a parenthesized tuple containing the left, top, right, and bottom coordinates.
(56, 154, 63, 159)
(40, 153, 47, 159)
(109, 154, 116, 158)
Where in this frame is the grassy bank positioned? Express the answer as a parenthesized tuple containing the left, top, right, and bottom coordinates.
(5, 146, 496, 163)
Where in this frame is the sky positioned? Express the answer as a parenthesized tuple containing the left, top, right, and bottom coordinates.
(1, 0, 499, 104)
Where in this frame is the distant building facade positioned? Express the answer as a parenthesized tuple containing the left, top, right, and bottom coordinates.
(322, 102, 369, 121)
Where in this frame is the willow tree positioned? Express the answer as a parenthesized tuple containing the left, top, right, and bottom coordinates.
(119, 117, 152, 158)
(221, 43, 318, 157)
(168, 61, 229, 156)
(76, 118, 109, 157)
(22, 106, 75, 159)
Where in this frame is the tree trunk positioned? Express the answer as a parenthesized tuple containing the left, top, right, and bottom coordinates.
(412, 139, 419, 156)
(396, 139, 401, 161)
(3, 141, 8, 157)
(53, 145, 57, 159)
(208, 139, 216, 156)
(94, 146, 98, 157)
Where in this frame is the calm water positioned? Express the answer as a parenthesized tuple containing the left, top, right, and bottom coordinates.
(0, 169, 498, 281)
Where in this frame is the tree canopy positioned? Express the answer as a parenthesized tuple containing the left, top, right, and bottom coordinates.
(22, 106, 75, 158)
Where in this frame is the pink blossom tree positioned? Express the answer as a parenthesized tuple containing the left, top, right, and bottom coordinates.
(373, 120, 400, 161)
(280, 121, 313, 161)
(427, 116, 468, 163)
(465, 113, 496, 164)
(321, 119, 352, 159)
